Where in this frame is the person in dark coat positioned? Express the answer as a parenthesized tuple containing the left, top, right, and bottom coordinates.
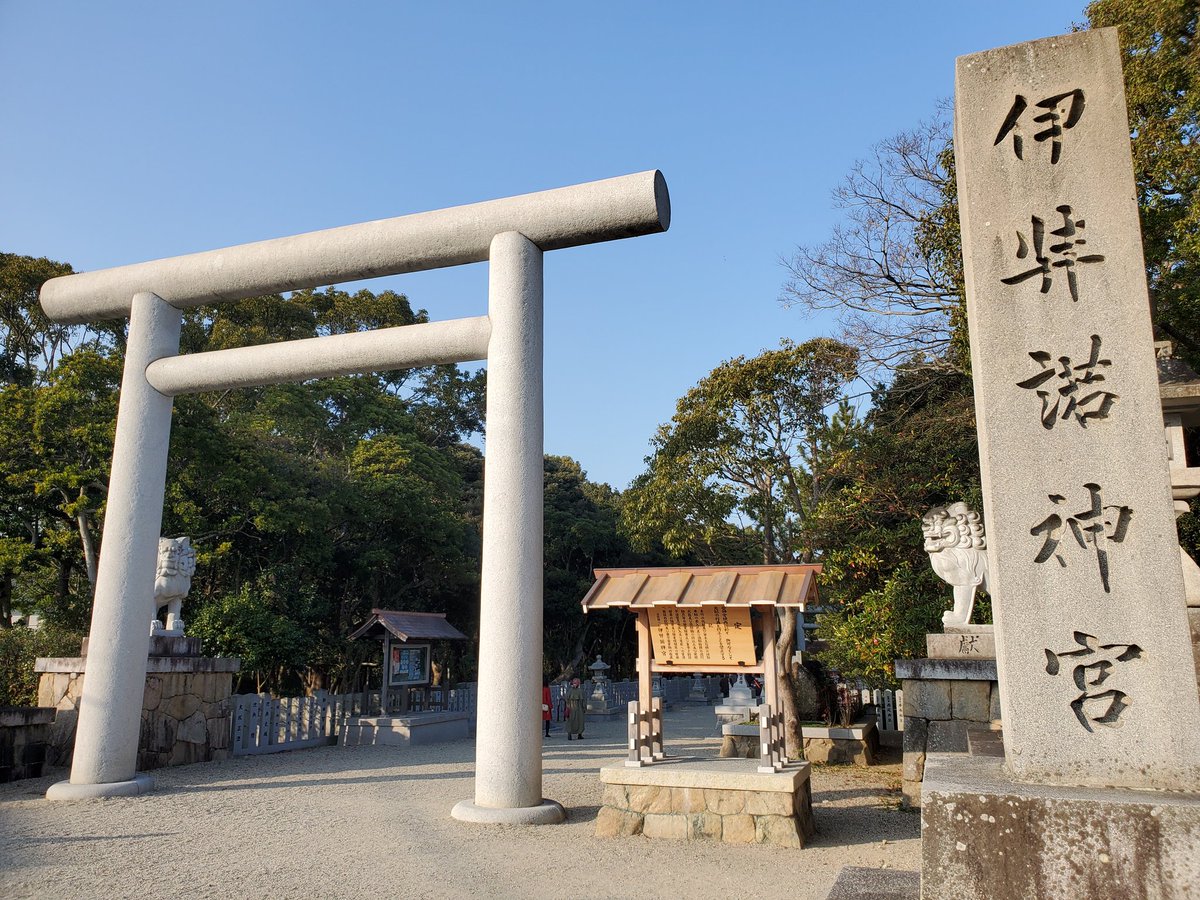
(565, 677, 586, 740)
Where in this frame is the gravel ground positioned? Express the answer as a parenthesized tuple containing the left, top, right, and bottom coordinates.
(0, 704, 919, 900)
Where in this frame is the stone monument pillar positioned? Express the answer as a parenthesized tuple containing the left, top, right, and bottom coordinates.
(920, 27, 1200, 897)
(956, 25, 1200, 791)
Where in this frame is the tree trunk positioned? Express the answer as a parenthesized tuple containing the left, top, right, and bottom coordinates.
(0, 573, 12, 628)
(76, 505, 99, 586)
(55, 555, 73, 610)
(560, 619, 592, 681)
(777, 606, 803, 758)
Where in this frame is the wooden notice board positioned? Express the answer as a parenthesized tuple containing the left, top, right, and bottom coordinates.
(647, 605, 756, 666)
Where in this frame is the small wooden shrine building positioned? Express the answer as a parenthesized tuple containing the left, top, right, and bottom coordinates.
(348, 614, 468, 720)
(580, 564, 820, 770)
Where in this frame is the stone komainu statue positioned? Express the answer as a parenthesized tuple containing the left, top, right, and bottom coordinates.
(921, 502, 989, 627)
(153, 536, 196, 634)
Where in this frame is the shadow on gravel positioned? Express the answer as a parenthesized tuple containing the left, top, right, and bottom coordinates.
(170, 769, 474, 794)
(563, 803, 601, 823)
(8, 832, 178, 845)
(804, 807, 920, 848)
(812, 787, 903, 803)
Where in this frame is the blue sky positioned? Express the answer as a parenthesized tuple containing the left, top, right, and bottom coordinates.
(1, 1, 1085, 489)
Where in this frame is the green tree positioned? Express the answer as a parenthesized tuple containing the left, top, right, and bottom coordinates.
(0, 253, 120, 627)
(161, 287, 488, 693)
(542, 455, 643, 678)
(810, 368, 983, 682)
(1086, 0, 1200, 367)
(624, 338, 859, 755)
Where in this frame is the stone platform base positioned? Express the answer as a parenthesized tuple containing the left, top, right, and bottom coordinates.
(341, 711, 469, 747)
(895, 657, 998, 807)
(450, 798, 565, 825)
(0, 707, 54, 782)
(921, 752, 1200, 899)
(46, 772, 155, 800)
(585, 704, 624, 718)
(596, 757, 814, 847)
(36, 637, 239, 771)
(713, 703, 758, 726)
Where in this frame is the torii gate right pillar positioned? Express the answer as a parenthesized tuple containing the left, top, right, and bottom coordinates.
(451, 232, 564, 825)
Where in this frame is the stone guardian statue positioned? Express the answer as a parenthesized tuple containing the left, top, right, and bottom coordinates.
(152, 536, 196, 635)
(921, 502, 989, 627)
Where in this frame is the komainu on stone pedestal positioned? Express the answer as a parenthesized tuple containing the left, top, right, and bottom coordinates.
(921, 503, 989, 627)
(153, 536, 195, 635)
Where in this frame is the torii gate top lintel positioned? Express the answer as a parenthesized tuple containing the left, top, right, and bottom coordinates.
(39, 169, 669, 325)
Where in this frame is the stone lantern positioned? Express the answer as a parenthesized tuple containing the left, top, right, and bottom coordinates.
(588, 655, 610, 697)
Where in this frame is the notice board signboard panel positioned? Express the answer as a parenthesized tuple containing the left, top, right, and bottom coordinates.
(648, 605, 756, 666)
(388, 641, 431, 686)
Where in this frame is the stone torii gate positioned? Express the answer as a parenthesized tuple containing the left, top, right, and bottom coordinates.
(38, 171, 670, 825)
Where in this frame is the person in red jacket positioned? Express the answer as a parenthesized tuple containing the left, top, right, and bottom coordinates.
(542, 677, 552, 738)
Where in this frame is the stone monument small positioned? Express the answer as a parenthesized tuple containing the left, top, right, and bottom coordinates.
(714, 674, 758, 725)
(152, 536, 195, 635)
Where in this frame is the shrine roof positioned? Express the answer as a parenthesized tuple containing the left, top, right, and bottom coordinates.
(348, 609, 468, 642)
(580, 565, 821, 611)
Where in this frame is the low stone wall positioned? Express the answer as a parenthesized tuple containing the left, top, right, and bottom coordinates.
(719, 721, 879, 766)
(596, 758, 815, 848)
(0, 707, 55, 782)
(894, 658, 999, 807)
(35, 637, 239, 770)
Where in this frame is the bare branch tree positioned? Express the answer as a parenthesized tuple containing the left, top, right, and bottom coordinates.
(780, 106, 966, 377)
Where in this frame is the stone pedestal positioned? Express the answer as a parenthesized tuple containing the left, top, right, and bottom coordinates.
(35, 635, 239, 770)
(714, 675, 759, 725)
(925, 624, 995, 660)
(596, 757, 814, 848)
(341, 710, 469, 746)
(895, 658, 999, 806)
(921, 752, 1200, 899)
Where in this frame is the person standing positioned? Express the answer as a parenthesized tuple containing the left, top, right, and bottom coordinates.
(542, 677, 552, 738)
(565, 677, 586, 740)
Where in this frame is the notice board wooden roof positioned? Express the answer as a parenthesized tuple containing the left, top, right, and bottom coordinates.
(580, 564, 821, 611)
(348, 609, 468, 642)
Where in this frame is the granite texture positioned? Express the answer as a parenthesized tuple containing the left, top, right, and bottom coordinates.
(921, 752, 1200, 899)
(825, 866, 920, 900)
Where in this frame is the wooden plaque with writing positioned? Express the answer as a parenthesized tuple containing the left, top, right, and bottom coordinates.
(648, 605, 756, 666)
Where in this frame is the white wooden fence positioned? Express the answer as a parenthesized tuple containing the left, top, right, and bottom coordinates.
(231, 683, 481, 756)
(231, 691, 347, 755)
